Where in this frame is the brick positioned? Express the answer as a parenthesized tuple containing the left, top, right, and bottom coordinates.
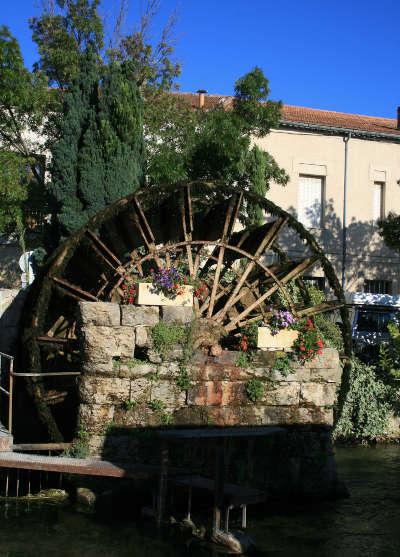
(161, 306, 194, 325)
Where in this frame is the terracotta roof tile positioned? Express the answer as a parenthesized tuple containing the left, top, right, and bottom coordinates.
(174, 93, 400, 137)
(281, 105, 400, 136)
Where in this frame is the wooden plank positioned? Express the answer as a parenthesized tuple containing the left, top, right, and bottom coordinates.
(225, 256, 319, 332)
(156, 426, 286, 440)
(207, 195, 242, 317)
(172, 475, 267, 505)
(181, 185, 195, 276)
(13, 443, 72, 452)
(297, 301, 344, 317)
(37, 336, 76, 345)
(51, 277, 98, 302)
(0, 452, 181, 479)
(85, 229, 122, 267)
(216, 217, 288, 321)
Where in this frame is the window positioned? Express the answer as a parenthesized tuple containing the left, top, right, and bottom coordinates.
(363, 279, 392, 295)
(372, 181, 385, 222)
(302, 276, 326, 291)
(298, 175, 324, 228)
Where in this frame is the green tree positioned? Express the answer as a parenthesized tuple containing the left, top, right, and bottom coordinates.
(0, 26, 48, 186)
(50, 54, 144, 235)
(378, 212, 400, 253)
(145, 66, 289, 226)
(0, 151, 27, 236)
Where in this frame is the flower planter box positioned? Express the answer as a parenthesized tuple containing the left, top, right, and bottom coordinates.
(257, 327, 299, 350)
(135, 282, 193, 307)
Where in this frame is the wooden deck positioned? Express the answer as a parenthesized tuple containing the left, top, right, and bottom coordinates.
(0, 451, 177, 479)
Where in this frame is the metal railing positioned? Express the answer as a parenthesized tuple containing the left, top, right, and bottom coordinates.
(0, 350, 80, 434)
(0, 351, 14, 433)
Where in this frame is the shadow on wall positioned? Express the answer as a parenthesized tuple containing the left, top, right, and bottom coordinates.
(274, 200, 400, 291)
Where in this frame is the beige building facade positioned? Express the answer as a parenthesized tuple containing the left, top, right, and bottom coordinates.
(256, 105, 400, 296)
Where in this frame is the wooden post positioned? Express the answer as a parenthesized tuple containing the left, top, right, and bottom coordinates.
(156, 440, 169, 526)
(213, 441, 225, 535)
(8, 362, 13, 435)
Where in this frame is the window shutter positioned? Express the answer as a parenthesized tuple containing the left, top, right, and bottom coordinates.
(372, 182, 383, 221)
(298, 175, 322, 228)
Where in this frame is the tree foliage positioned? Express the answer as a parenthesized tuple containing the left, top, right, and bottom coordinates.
(378, 211, 400, 253)
(145, 66, 289, 226)
(0, 151, 28, 235)
(0, 26, 48, 186)
(50, 53, 144, 235)
(333, 358, 394, 442)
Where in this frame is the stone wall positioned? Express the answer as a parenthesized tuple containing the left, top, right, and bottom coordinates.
(0, 288, 26, 355)
(77, 302, 342, 456)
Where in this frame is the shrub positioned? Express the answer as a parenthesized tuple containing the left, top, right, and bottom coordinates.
(333, 358, 393, 442)
(245, 378, 265, 403)
(151, 321, 186, 360)
(272, 353, 293, 377)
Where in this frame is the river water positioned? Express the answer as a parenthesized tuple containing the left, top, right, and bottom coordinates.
(0, 446, 399, 556)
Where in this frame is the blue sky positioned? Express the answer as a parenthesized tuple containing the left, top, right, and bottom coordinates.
(3, 0, 400, 117)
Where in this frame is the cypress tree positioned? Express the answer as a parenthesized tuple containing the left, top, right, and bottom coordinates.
(50, 53, 144, 236)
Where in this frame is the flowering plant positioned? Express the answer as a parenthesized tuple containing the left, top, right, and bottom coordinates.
(267, 309, 296, 335)
(149, 266, 209, 301)
(292, 318, 324, 362)
(121, 278, 136, 304)
(150, 267, 184, 298)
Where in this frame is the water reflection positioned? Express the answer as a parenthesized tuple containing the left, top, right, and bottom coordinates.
(0, 447, 399, 556)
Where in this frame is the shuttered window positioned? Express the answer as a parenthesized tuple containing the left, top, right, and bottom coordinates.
(298, 175, 323, 228)
(372, 181, 385, 222)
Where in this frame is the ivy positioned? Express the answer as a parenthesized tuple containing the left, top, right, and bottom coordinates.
(333, 358, 394, 442)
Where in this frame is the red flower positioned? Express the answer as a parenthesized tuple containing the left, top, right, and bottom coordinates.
(122, 283, 128, 290)
(317, 340, 324, 348)
(300, 344, 306, 352)
(128, 296, 133, 303)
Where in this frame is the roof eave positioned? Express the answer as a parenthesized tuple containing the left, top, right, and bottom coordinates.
(279, 119, 400, 142)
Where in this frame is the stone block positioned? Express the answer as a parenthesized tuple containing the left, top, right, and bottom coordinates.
(270, 366, 311, 382)
(78, 403, 115, 433)
(263, 382, 300, 406)
(121, 305, 159, 327)
(135, 325, 149, 347)
(161, 306, 194, 325)
(300, 383, 337, 407)
(0, 288, 26, 327)
(79, 301, 120, 327)
(151, 382, 186, 408)
(136, 282, 193, 307)
(82, 325, 135, 363)
(189, 380, 245, 407)
(80, 376, 151, 405)
(310, 367, 342, 383)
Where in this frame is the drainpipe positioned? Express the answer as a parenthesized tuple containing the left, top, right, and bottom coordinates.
(341, 133, 351, 290)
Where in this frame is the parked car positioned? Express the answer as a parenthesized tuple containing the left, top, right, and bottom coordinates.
(348, 293, 400, 360)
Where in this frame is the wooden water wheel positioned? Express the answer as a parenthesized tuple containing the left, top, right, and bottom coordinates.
(20, 182, 351, 441)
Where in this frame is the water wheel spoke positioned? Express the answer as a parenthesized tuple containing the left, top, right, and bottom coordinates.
(225, 256, 319, 332)
(51, 277, 98, 302)
(181, 185, 195, 276)
(216, 217, 288, 321)
(85, 229, 123, 272)
(132, 196, 164, 269)
(297, 301, 344, 317)
(207, 194, 243, 317)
